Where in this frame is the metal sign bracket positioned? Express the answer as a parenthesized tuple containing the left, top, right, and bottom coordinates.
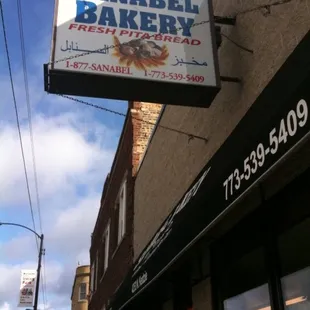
(214, 16, 237, 26)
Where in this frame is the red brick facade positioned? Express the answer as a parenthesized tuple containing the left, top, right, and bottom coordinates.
(89, 102, 161, 310)
(131, 102, 162, 175)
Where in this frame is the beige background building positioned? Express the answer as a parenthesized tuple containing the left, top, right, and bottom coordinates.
(71, 265, 90, 310)
(133, 1, 310, 310)
(134, 0, 310, 260)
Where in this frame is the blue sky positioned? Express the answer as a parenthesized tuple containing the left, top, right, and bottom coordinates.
(0, 0, 127, 309)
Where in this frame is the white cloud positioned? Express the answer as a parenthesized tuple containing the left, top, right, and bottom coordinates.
(0, 235, 35, 262)
(76, 250, 90, 266)
(0, 302, 10, 310)
(48, 195, 100, 257)
(0, 73, 43, 123)
(0, 108, 119, 309)
(0, 260, 63, 308)
(0, 112, 114, 207)
(1, 194, 99, 263)
(0, 261, 37, 304)
(0, 5, 125, 308)
(0, 108, 115, 308)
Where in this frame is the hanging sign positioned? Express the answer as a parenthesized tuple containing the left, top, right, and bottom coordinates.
(45, 0, 220, 107)
(18, 270, 36, 308)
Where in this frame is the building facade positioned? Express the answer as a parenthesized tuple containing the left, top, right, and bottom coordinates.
(71, 265, 90, 310)
(88, 102, 161, 310)
(107, 2, 310, 310)
(133, 0, 310, 258)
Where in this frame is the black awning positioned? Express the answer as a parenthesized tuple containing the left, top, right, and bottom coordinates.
(110, 29, 310, 310)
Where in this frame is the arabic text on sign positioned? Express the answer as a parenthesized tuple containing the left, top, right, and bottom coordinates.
(61, 40, 109, 54)
(172, 56, 208, 67)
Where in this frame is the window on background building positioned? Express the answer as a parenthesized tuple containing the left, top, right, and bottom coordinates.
(79, 283, 87, 301)
(112, 175, 127, 252)
(90, 262, 95, 293)
(118, 179, 127, 244)
(104, 223, 110, 272)
(95, 251, 99, 291)
(113, 198, 120, 251)
(278, 218, 310, 309)
(99, 223, 110, 280)
(98, 250, 104, 281)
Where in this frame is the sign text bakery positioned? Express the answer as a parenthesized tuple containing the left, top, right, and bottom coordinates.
(74, 0, 201, 40)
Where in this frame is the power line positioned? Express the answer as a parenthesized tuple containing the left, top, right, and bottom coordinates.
(1, 1, 48, 308)
(0, 0, 38, 245)
(17, 0, 42, 247)
(57, 94, 209, 142)
(16, 0, 44, 234)
(220, 33, 253, 54)
(16, 0, 47, 307)
(234, 0, 292, 16)
(48, 0, 292, 66)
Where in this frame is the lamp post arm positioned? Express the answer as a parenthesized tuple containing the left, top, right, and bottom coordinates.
(0, 221, 44, 310)
(0, 222, 41, 239)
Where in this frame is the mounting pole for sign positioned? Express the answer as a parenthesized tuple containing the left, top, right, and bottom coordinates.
(220, 76, 242, 83)
(214, 16, 237, 26)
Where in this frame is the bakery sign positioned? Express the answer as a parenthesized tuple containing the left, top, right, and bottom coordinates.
(45, 0, 220, 107)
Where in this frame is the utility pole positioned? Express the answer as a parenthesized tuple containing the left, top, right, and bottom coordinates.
(33, 234, 44, 310)
(0, 222, 44, 310)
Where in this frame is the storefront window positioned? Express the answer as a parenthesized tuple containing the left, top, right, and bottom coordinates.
(278, 218, 310, 310)
(281, 268, 310, 309)
(224, 283, 270, 310)
(220, 247, 271, 310)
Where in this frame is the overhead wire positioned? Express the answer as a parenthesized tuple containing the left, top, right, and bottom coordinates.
(49, 0, 294, 137)
(16, 0, 47, 308)
(0, 1, 291, 308)
(220, 33, 253, 54)
(234, 0, 292, 16)
(0, 0, 38, 246)
(47, 0, 293, 66)
(15, 0, 43, 241)
(57, 94, 209, 142)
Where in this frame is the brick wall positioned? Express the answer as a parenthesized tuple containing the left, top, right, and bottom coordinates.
(89, 112, 134, 310)
(89, 102, 161, 310)
(131, 102, 162, 175)
(133, 0, 310, 260)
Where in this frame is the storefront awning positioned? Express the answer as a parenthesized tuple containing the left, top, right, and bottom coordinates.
(110, 29, 310, 310)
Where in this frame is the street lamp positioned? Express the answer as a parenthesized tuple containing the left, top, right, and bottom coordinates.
(0, 222, 44, 310)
